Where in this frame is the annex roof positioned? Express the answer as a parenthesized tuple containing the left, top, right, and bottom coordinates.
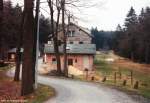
(44, 44, 96, 55)
(8, 48, 24, 53)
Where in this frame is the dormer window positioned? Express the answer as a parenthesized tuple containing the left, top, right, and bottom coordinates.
(68, 30, 75, 37)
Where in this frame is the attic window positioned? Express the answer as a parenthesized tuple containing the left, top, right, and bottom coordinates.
(68, 30, 75, 37)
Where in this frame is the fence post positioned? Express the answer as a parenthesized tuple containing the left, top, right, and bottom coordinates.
(119, 68, 122, 79)
(123, 80, 127, 86)
(131, 70, 133, 85)
(102, 76, 106, 82)
(84, 68, 88, 80)
(134, 81, 139, 89)
(91, 76, 95, 81)
(114, 72, 117, 84)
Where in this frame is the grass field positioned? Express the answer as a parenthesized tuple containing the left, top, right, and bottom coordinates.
(94, 51, 150, 99)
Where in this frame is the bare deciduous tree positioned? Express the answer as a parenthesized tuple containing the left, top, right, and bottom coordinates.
(47, 0, 62, 75)
(14, 11, 24, 81)
(61, 0, 68, 76)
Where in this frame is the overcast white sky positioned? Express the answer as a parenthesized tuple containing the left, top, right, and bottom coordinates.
(12, 0, 150, 31)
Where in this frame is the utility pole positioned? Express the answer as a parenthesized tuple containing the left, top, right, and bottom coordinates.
(34, 0, 40, 89)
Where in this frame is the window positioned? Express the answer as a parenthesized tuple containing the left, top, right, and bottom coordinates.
(72, 31, 75, 36)
(68, 30, 75, 37)
(75, 59, 77, 63)
(70, 42, 73, 44)
(52, 58, 57, 64)
(66, 46, 70, 50)
(68, 31, 71, 37)
(11, 54, 15, 59)
(79, 42, 83, 44)
(68, 59, 73, 65)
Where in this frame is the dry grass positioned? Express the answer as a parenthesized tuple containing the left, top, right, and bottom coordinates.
(114, 59, 150, 74)
(94, 52, 150, 99)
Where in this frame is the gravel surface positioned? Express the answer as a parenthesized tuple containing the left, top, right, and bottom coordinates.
(38, 76, 139, 103)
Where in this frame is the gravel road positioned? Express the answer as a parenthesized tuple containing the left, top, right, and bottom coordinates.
(38, 76, 138, 103)
(6, 59, 146, 103)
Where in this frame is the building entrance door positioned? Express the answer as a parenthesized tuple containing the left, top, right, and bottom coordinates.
(68, 59, 73, 66)
(83, 56, 89, 69)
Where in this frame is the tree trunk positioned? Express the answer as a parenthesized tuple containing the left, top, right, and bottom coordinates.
(145, 43, 150, 64)
(32, 0, 40, 88)
(0, 0, 3, 20)
(62, 0, 68, 76)
(21, 0, 35, 96)
(0, 0, 3, 61)
(55, 5, 62, 75)
(14, 12, 25, 81)
(48, 0, 62, 75)
(14, 48, 21, 81)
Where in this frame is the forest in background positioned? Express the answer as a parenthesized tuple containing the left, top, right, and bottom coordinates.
(92, 6, 150, 64)
(1, 1, 150, 64)
(0, 1, 51, 59)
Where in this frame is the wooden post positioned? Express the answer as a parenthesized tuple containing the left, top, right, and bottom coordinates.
(123, 80, 127, 86)
(102, 76, 106, 82)
(85, 68, 88, 80)
(118, 68, 122, 79)
(131, 70, 133, 85)
(71, 75, 74, 79)
(91, 76, 95, 81)
(134, 81, 139, 89)
(114, 72, 117, 84)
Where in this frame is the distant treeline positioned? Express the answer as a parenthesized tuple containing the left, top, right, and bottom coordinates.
(92, 7, 150, 64)
(91, 28, 115, 50)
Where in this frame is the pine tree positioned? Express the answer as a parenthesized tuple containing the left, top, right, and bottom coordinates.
(125, 7, 138, 29)
(124, 7, 138, 60)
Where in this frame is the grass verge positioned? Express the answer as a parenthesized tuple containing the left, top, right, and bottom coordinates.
(26, 84, 55, 103)
(0, 66, 55, 103)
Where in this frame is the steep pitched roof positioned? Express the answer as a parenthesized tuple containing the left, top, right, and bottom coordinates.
(69, 23, 93, 38)
(48, 23, 93, 38)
